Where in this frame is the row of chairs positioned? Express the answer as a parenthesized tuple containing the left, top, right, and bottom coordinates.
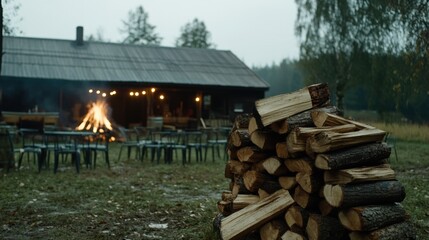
(117, 126, 230, 165)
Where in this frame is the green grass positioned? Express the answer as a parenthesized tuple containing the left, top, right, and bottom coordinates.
(1, 136, 429, 239)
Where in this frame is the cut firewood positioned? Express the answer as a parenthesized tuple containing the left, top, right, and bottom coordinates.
(296, 172, 324, 193)
(234, 113, 253, 129)
(218, 200, 234, 216)
(306, 213, 348, 240)
(285, 205, 310, 229)
(243, 170, 281, 193)
(285, 157, 316, 174)
(271, 106, 339, 135)
(259, 218, 287, 240)
(276, 142, 289, 159)
(281, 230, 307, 240)
(339, 203, 408, 232)
(228, 147, 239, 160)
(258, 188, 271, 199)
(315, 143, 391, 170)
(254, 83, 330, 127)
(311, 111, 375, 130)
(323, 180, 406, 208)
(248, 117, 260, 135)
(307, 128, 387, 154)
(296, 124, 358, 138)
(220, 189, 295, 240)
(293, 185, 320, 209)
(278, 175, 298, 190)
(231, 129, 252, 148)
(225, 160, 251, 178)
(349, 221, 416, 240)
(318, 198, 336, 216)
(324, 164, 396, 185)
(250, 129, 283, 151)
(232, 176, 252, 196)
(218, 194, 260, 216)
(262, 156, 288, 176)
(286, 130, 307, 154)
(237, 146, 272, 163)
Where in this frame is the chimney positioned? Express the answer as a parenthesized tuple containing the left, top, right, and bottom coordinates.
(76, 26, 84, 46)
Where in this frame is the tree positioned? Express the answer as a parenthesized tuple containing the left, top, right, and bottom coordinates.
(2, 0, 21, 36)
(175, 18, 213, 48)
(120, 5, 162, 45)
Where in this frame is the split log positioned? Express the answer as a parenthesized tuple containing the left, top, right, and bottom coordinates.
(311, 111, 375, 130)
(318, 199, 336, 216)
(281, 230, 307, 240)
(295, 124, 358, 138)
(307, 128, 387, 154)
(248, 117, 260, 135)
(258, 188, 271, 199)
(270, 106, 339, 135)
(231, 129, 252, 148)
(293, 185, 320, 209)
(296, 172, 324, 193)
(234, 113, 253, 129)
(276, 142, 289, 159)
(315, 143, 391, 170)
(285, 205, 310, 230)
(323, 180, 406, 208)
(218, 200, 234, 216)
(338, 204, 408, 231)
(237, 146, 272, 163)
(278, 175, 298, 190)
(254, 83, 330, 127)
(220, 189, 295, 240)
(225, 160, 251, 178)
(286, 130, 307, 154)
(285, 157, 316, 174)
(349, 221, 416, 240)
(262, 156, 288, 176)
(232, 176, 252, 196)
(228, 147, 239, 160)
(243, 170, 281, 193)
(306, 214, 348, 240)
(259, 219, 287, 240)
(250, 129, 283, 151)
(324, 164, 396, 185)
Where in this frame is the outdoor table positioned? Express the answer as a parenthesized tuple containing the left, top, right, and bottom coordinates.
(44, 130, 96, 173)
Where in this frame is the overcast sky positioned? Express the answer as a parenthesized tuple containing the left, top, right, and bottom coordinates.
(12, 0, 300, 67)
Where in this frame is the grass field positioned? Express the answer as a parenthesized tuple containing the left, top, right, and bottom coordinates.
(1, 126, 429, 239)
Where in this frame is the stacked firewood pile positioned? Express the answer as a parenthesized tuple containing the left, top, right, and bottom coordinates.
(214, 83, 416, 240)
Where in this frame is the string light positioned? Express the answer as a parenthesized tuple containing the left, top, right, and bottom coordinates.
(195, 97, 200, 102)
(159, 94, 164, 100)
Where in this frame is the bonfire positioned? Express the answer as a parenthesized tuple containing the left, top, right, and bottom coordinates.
(76, 100, 113, 133)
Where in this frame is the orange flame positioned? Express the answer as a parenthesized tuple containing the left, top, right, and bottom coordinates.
(77, 100, 113, 133)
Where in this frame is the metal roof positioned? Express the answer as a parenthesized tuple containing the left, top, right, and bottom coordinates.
(1, 36, 269, 89)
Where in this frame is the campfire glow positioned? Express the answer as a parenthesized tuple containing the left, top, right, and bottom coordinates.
(77, 100, 113, 133)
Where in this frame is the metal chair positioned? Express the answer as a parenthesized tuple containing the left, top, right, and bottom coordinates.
(117, 127, 142, 161)
(0, 128, 17, 172)
(203, 127, 229, 162)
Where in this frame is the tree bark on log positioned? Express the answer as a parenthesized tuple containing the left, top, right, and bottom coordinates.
(234, 113, 253, 129)
(237, 146, 273, 163)
(324, 164, 396, 185)
(323, 180, 406, 208)
(348, 221, 416, 240)
(243, 170, 281, 193)
(315, 143, 391, 170)
(225, 160, 251, 178)
(254, 83, 330, 127)
(306, 214, 348, 240)
(220, 189, 295, 240)
(338, 203, 408, 231)
(318, 198, 336, 216)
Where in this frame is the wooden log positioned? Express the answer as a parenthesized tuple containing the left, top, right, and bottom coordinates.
(258, 188, 271, 199)
(231, 129, 252, 148)
(237, 146, 272, 163)
(259, 218, 287, 240)
(232, 176, 252, 196)
(278, 175, 298, 190)
(248, 117, 260, 135)
(228, 147, 239, 160)
(234, 113, 253, 129)
(285, 205, 310, 229)
(306, 213, 348, 240)
(220, 189, 295, 240)
(296, 124, 358, 138)
(254, 83, 330, 127)
(307, 128, 387, 154)
(250, 129, 283, 150)
(315, 143, 391, 170)
(324, 164, 396, 185)
(243, 170, 281, 193)
(276, 141, 289, 159)
(262, 156, 288, 176)
(225, 160, 251, 177)
(285, 157, 316, 174)
(218, 200, 234, 216)
(296, 172, 324, 193)
(323, 180, 406, 208)
(287, 129, 307, 154)
(281, 230, 307, 240)
(271, 106, 339, 135)
(293, 185, 320, 209)
(349, 221, 416, 240)
(338, 203, 408, 231)
(318, 198, 336, 216)
(311, 111, 375, 130)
